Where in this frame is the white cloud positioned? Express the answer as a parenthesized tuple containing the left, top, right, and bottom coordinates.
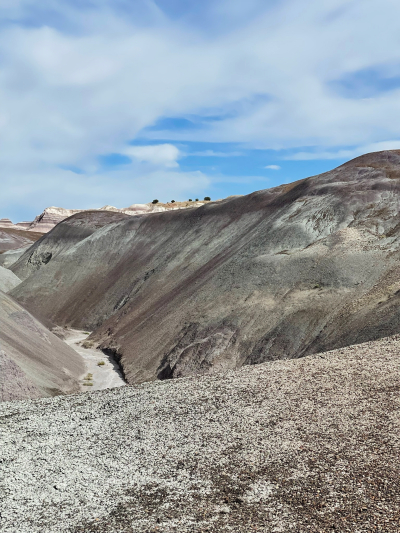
(1, 0, 400, 218)
(264, 165, 281, 170)
(124, 144, 181, 167)
(286, 140, 400, 160)
(188, 150, 243, 157)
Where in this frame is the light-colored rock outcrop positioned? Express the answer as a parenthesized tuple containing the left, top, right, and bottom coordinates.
(1, 334, 400, 531)
(0, 218, 14, 228)
(23, 201, 205, 233)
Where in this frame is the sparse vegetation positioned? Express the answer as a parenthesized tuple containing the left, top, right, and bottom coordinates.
(195, 198, 199, 201)
(84, 331, 90, 335)
(97, 361, 105, 366)
(171, 200, 175, 203)
(82, 340, 94, 349)
(82, 373, 94, 386)
(188, 199, 192, 202)
(152, 199, 159, 204)
(204, 196, 211, 201)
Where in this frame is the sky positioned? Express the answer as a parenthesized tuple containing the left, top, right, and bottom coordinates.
(2, 0, 400, 222)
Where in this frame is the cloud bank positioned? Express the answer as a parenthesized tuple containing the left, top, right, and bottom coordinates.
(1, 0, 400, 219)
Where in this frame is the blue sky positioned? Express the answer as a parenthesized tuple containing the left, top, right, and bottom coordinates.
(1, 0, 400, 222)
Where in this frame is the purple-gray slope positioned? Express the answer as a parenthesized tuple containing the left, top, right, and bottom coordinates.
(10, 150, 400, 384)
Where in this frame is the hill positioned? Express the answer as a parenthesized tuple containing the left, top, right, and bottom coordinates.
(0, 227, 42, 254)
(9, 150, 400, 385)
(0, 267, 84, 400)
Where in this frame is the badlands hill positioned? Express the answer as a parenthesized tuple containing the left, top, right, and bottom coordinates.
(9, 150, 400, 386)
(3, 200, 207, 235)
(0, 266, 84, 401)
(1, 334, 400, 532)
(0, 226, 42, 254)
(0, 265, 21, 293)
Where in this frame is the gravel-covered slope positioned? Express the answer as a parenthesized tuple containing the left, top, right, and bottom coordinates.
(1, 335, 400, 532)
(9, 150, 400, 385)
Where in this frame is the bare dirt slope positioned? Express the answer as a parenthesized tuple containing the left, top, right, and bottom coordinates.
(1, 334, 400, 532)
(0, 265, 21, 293)
(10, 150, 400, 384)
(0, 291, 84, 401)
(0, 227, 42, 253)
(0, 246, 31, 268)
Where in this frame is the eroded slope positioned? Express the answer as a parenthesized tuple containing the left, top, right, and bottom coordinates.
(0, 291, 84, 401)
(0, 265, 21, 293)
(10, 150, 400, 384)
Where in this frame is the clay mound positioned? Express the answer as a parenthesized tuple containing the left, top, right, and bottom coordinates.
(1, 334, 400, 531)
(0, 290, 84, 401)
(10, 150, 400, 384)
(0, 246, 30, 268)
(12, 210, 131, 282)
(0, 227, 42, 253)
(0, 265, 21, 293)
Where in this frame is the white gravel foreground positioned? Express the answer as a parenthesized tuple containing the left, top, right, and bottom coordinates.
(1, 336, 400, 532)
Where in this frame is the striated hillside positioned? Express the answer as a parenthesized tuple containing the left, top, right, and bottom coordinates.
(1, 334, 400, 531)
(9, 150, 400, 385)
(0, 227, 42, 253)
(11, 200, 207, 234)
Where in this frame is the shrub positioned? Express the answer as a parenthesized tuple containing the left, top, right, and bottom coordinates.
(171, 200, 175, 203)
(195, 198, 199, 201)
(83, 382, 93, 386)
(152, 199, 159, 204)
(82, 340, 94, 349)
(204, 196, 211, 201)
(188, 199, 192, 202)
(97, 361, 105, 366)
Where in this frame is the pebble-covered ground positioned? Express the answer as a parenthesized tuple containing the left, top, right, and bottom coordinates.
(1, 335, 400, 533)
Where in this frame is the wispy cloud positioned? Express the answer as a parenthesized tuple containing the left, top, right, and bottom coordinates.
(264, 165, 281, 170)
(124, 144, 181, 167)
(286, 140, 400, 161)
(187, 150, 243, 157)
(1, 0, 400, 219)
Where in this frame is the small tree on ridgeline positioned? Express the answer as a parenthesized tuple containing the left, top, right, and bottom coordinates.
(152, 199, 159, 204)
(204, 196, 211, 201)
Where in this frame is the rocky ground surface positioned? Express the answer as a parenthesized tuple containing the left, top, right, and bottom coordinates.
(64, 329, 126, 391)
(1, 334, 400, 532)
